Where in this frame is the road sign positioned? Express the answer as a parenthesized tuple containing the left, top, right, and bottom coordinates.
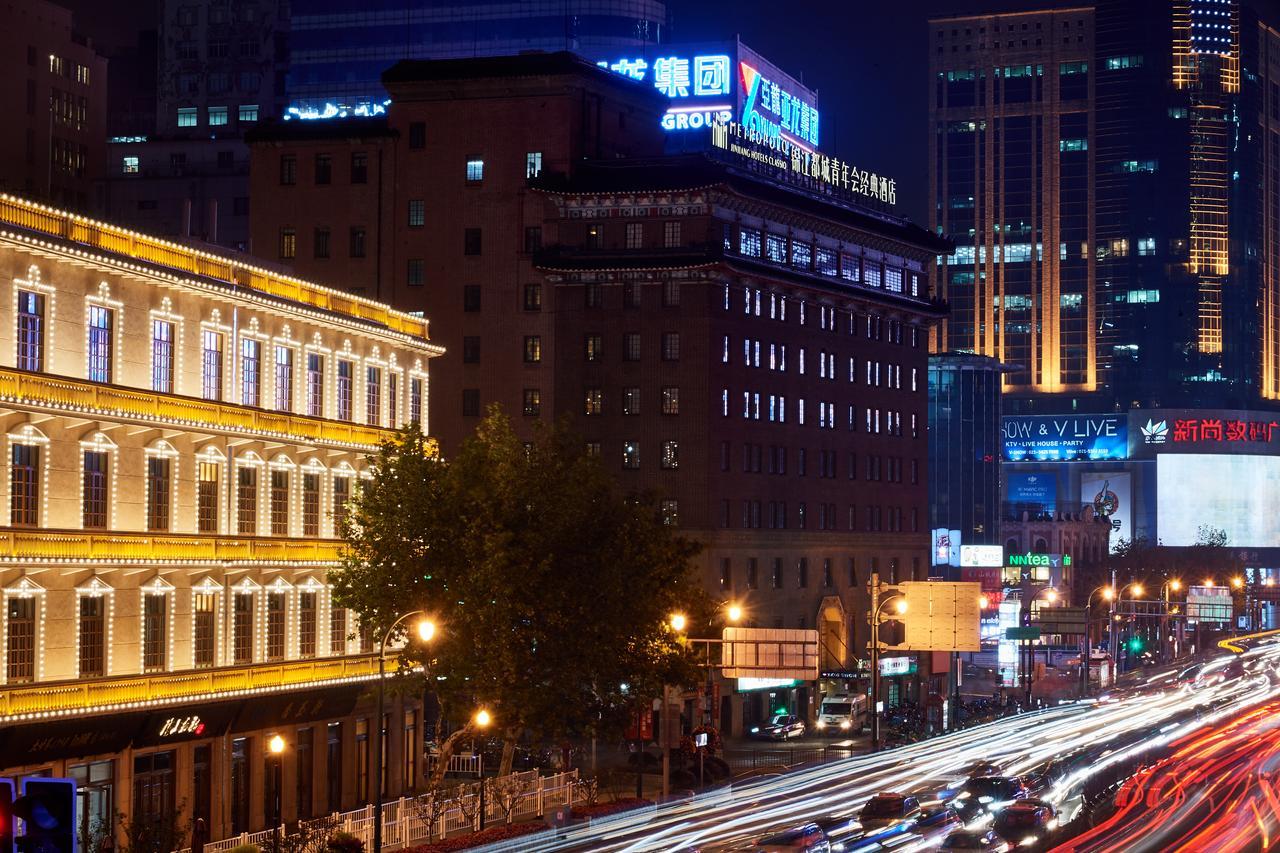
(1005, 626, 1042, 641)
(720, 627, 819, 679)
(1035, 606, 1088, 635)
(898, 581, 983, 652)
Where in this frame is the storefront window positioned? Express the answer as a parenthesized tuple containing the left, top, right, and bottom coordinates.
(132, 752, 175, 837)
(69, 760, 113, 848)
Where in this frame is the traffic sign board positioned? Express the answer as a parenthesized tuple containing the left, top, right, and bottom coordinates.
(1035, 606, 1088, 635)
(1005, 626, 1042, 641)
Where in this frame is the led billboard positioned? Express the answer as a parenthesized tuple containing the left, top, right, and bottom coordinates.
(1156, 454, 1280, 547)
(1002, 414, 1128, 462)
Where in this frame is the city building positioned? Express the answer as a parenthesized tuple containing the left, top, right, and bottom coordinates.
(0, 0, 107, 211)
(286, 0, 668, 116)
(928, 353, 1006, 563)
(930, 1, 1280, 585)
(0, 193, 442, 843)
(248, 52, 947, 731)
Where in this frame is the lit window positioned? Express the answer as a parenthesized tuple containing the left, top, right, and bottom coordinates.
(274, 346, 294, 410)
(622, 441, 640, 469)
(307, 353, 325, 417)
(526, 151, 542, 178)
(238, 104, 259, 122)
(366, 366, 381, 425)
(208, 106, 228, 126)
(465, 158, 484, 182)
(151, 319, 174, 393)
(10, 444, 39, 526)
(337, 360, 353, 421)
(407, 199, 425, 227)
(241, 338, 261, 407)
(177, 107, 197, 127)
(662, 441, 679, 469)
(16, 291, 44, 372)
(87, 305, 113, 383)
(122, 156, 139, 174)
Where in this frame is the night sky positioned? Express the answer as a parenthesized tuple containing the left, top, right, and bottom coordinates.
(666, 0, 1080, 224)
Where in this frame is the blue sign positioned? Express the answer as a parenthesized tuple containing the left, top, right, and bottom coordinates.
(1002, 414, 1128, 462)
(1007, 472, 1058, 511)
(285, 100, 389, 121)
(597, 52, 734, 132)
(740, 61, 819, 147)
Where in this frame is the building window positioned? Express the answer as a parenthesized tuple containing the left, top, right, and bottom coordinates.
(349, 227, 367, 258)
(87, 305, 113, 383)
(526, 151, 543, 177)
(201, 330, 223, 400)
(462, 336, 480, 364)
(624, 333, 641, 361)
(79, 595, 105, 677)
(661, 332, 680, 361)
(662, 280, 680, 307)
(122, 156, 140, 174)
(464, 228, 482, 255)
(408, 122, 426, 149)
(11, 444, 38, 526)
(523, 336, 542, 363)
(663, 221, 682, 248)
(208, 106, 228, 126)
(279, 154, 296, 185)
(351, 151, 368, 183)
(387, 374, 397, 429)
(238, 104, 259, 122)
(299, 472, 321, 536)
(661, 441, 679, 469)
(337, 360, 354, 421)
(522, 388, 541, 416)
(410, 377, 423, 424)
(151, 320, 174, 393)
(462, 389, 480, 417)
(333, 475, 352, 535)
(241, 339, 261, 406)
(16, 291, 43, 372)
(193, 592, 215, 667)
(142, 593, 167, 671)
(314, 227, 331, 259)
(270, 470, 289, 535)
(661, 386, 680, 415)
(463, 284, 481, 312)
(83, 450, 108, 528)
(523, 283, 542, 311)
(266, 592, 285, 660)
(622, 387, 640, 415)
(407, 199, 425, 227)
(237, 467, 257, 534)
(622, 441, 640, 469)
(306, 353, 324, 417)
(146, 457, 170, 531)
(314, 153, 332, 185)
(524, 226, 542, 253)
(586, 225, 604, 249)
(465, 158, 484, 182)
(626, 222, 644, 249)
(177, 107, 198, 127)
(6, 597, 34, 682)
(661, 500, 679, 526)
(584, 388, 602, 415)
(274, 346, 294, 410)
(407, 259, 425, 287)
(366, 366, 382, 425)
(233, 592, 252, 664)
(772, 558, 783, 589)
(624, 282, 642, 309)
(279, 227, 296, 259)
(299, 592, 317, 658)
(585, 335, 603, 362)
(197, 461, 219, 533)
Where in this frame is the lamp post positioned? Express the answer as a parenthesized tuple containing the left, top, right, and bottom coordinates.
(1231, 576, 1246, 634)
(869, 592, 907, 751)
(1024, 588, 1058, 706)
(1083, 585, 1115, 694)
(1111, 583, 1144, 672)
(373, 612, 437, 853)
(1161, 580, 1183, 663)
(473, 709, 492, 831)
(268, 734, 285, 853)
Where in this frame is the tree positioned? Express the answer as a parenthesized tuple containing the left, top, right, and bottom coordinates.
(331, 408, 707, 779)
(1108, 526, 1243, 587)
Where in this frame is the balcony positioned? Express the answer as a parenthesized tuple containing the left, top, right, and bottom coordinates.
(0, 527, 343, 563)
(0, 193, 429, 341)
(0, 653, 390, 722)
(0, 366, 391, 449)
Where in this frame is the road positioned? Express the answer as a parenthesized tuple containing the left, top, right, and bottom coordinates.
(1052, 694, 1280, 853)
(537, 642, 1280, 852)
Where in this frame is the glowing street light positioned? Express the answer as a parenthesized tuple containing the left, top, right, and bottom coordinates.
(726, 604, 743, 623)
(669, 612, 687, 633)
(268, 734, 286, 755)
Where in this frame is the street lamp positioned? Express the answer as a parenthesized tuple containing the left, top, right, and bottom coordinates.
(726, 603, 744, 623)
(373, 612, 437, 853)
(473, 709, 493, 830)
(669, 612, 687, 633)
(268, 735, 285, 853)
(869, 593, 907, 751)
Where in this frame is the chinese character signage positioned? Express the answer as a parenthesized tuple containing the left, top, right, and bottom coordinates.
(1007, 471, 1057, 511)
(595, 39, 819, 143)
(1129, 408, 1280, 457)
(1002, 415, 1128, 462)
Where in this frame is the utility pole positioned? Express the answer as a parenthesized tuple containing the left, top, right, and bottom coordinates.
(869, 572, 880, 750)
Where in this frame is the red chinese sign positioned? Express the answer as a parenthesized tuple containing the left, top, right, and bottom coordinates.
(1172, 418, 1278, 444)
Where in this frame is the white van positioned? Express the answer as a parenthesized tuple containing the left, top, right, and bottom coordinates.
(815, 692, 867, 734)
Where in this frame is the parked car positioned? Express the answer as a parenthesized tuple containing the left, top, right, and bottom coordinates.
(858, 792, 922, 831)
(941, 829, 1012, 851)
(750, 714, 807, 740)
(993, 798, 1058, 845)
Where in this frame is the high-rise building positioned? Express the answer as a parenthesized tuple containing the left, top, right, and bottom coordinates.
(0, 193, 440, 841)
(286, 0, 667, 115)
(928, 353, 1005, 549)
(249, 52, 947, 731)
(0, 0, 107, 212)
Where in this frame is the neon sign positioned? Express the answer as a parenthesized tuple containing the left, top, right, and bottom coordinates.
(740, 62, 819, 148)
(1170, 417, 1278, 443)
(597, 53, 733, 132)
(284, 100, 390, 121)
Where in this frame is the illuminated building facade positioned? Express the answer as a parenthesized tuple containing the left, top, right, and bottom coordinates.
(932, 1, 1280, 412)
(0, 195, 441, 843)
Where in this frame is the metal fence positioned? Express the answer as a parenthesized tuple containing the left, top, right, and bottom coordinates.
(179, 769, 580, 853)
(723, 742, 861, 775)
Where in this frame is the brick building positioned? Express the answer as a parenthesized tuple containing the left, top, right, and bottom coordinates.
(248, 52, 948, 729)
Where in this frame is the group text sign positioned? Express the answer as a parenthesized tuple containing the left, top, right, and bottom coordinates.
(1002, 414, 1128, 462)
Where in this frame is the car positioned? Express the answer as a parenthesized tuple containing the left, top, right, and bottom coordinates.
(1018, 770, 1053, 797)
(750, 714, 806, 740)
(858, 792, 922, 831)
(961, 760, 1002, 780)
(941, 829, 1012, 850)
(993, 798, 1058, 845)
(1176, 663, 1204, 684)
(954, 777, 1028, 820)
(917, 805, 963, 832)
(752, 823, 831, 851)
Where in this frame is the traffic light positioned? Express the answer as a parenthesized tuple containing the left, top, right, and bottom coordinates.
(0, 779, 15, 853)
(1128, 635, 1145, 654)
(13, 778, 75, 853)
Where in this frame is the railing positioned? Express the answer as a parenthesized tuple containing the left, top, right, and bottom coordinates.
(182, 770, 581, 853)
(426, 752, 482, 777)
(0, 526, 343, 564)
(0, 652, 385, 720)
(0, 367, 393, 449)
(0, 193, 429, 340)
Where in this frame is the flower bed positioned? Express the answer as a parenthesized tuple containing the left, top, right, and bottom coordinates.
(403, 822, 546, 852)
